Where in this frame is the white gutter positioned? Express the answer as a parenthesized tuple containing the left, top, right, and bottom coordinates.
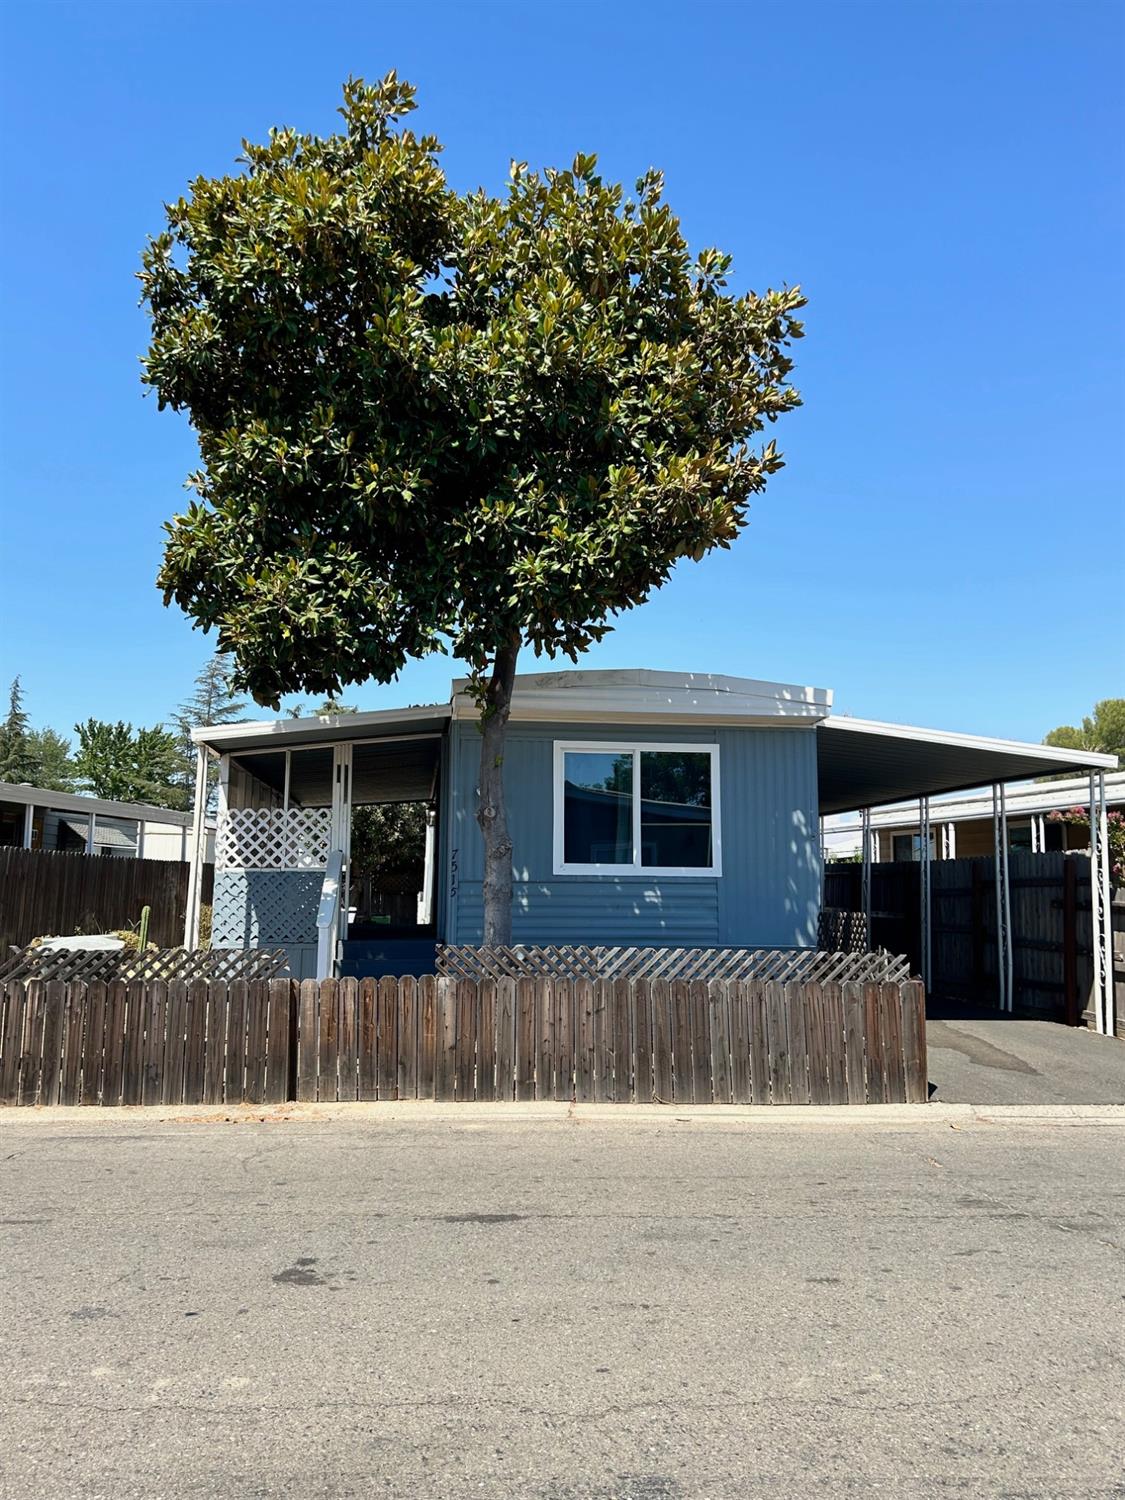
(821, 714, 1118, 770)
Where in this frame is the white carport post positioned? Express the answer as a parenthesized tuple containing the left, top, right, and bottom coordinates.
(860, 807, 873, 948)
(919, 796, 932, 990)
(1089, 770, 1114, 1036)
(992, 783, 1013, 1012)
(418, 806, 437, 926)
(183, 745, 211, 949)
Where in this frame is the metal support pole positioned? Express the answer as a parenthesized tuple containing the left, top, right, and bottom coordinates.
(1089, 770, 1114, 1036)
(860, 807, 872, 949)
(418, 807, 437, 927)
(919, 795, 932, 990)
(85, 811, 96, 855)
(183, 746, 210, 949)
(992, 783, 1013, 1011)
(22, 802, 33, 849)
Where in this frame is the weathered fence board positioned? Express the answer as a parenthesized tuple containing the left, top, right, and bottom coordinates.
(1, 974, 929, 1108)
(0, 845, 212, 956)
(826, 851, 1124, 1036)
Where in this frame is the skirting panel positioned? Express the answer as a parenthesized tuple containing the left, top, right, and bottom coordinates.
(211, 869, 320, 947)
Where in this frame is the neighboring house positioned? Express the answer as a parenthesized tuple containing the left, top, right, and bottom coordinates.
(824, 771, 1125, 862)
(185, 669, 1116, 982)
(0, 781, 207, 862)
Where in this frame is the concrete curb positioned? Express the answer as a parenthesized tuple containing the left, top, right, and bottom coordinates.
(8, 1100, 1125, 1127)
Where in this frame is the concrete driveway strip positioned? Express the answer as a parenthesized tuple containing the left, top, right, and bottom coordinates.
(1, 1112, 1123, 1500)
(926, 1007, 1125, 1105)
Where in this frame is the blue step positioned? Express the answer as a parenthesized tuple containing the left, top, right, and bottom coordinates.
(339, 938, 437, 980)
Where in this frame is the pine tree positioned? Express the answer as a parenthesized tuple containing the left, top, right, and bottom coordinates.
(0, 678, 34, 784)
(171, 653, 248, 804)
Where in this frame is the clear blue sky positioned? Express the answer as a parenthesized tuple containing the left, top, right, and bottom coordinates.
(1, 0, 1121, 743)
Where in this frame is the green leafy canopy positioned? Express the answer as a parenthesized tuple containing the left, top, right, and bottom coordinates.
(73, 719, 188, 809)
(141, 73, 805, 708)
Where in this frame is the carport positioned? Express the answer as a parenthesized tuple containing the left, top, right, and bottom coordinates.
(816, 716, 1118, 1036)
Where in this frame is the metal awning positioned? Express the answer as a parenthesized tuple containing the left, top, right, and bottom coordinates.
(192, 703, 451, 755)
(816, 716, 1117, 815)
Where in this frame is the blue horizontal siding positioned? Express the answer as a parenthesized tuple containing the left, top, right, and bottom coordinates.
(446, 719, 819, 948)
(452, 877, 720, 946)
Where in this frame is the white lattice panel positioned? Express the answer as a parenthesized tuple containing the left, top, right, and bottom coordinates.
(216, 807, 332, 871)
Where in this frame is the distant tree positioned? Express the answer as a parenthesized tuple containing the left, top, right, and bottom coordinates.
(0, 679, 78, 790)
(24, 728, 77, 792)
(1044, 699, 1124, 766)
(283, 698, 358, 718)
(171, 652, 248, 805)
(350, 801, 427, 918)
(0, 678, 35, 784)
(141, 74, 805, 942)
(73, 719, 188, 809)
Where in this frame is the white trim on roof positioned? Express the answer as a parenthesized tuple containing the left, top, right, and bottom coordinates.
(454, 669, 831, 726)
(0, 781, 193, 826)
(192, 704, 451, 753)
(195, 670, 831, 753)
(820, 715, 1117, 771)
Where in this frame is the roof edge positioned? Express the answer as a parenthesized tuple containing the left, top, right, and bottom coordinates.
(819, 716, 1119, 771)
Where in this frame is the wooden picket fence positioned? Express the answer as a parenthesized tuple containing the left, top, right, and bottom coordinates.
(0, 975, 927, 1108)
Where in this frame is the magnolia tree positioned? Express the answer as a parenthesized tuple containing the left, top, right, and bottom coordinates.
(141, 75, 805, 942)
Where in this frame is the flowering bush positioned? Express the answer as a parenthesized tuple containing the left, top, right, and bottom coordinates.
(1048, 807, 1125, 884)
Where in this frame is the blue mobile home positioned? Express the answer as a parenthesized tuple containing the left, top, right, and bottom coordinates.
(186, 668, 1117, 1004)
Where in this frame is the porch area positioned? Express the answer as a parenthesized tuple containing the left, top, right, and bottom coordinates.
(202, 723, 444, 980)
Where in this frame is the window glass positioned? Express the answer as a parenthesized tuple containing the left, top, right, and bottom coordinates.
(892, 833, 914, 863)
(563, 750, 633, 865)
(640, 751, 713, 868)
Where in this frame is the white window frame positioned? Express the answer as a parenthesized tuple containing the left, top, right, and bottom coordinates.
(552, 741, 722, 877)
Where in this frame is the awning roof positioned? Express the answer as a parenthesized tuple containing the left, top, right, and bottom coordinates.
(816, 716, 1117, 815)
(192, 703, 450, 755)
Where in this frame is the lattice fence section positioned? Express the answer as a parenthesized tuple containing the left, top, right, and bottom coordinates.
(211, 870, 321, 947)
(818, 908, 870, 953)
(216, 807, 332, 871)
(435, 944, 912, 985)
(0, 944, 289, 986)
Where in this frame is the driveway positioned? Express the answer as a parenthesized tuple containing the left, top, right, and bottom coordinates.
(926, 999, 1125, 1105)
(2, 1111, 1123, 1499)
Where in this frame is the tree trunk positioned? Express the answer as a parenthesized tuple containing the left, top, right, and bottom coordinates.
(476, 636, 520, 947)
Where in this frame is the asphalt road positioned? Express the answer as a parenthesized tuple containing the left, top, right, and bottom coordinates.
(2, 1112, 1123, 1500)
(926, 1002, 1125, 1104)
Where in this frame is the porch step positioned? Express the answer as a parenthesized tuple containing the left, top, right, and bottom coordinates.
(339, 938, 437, 980)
